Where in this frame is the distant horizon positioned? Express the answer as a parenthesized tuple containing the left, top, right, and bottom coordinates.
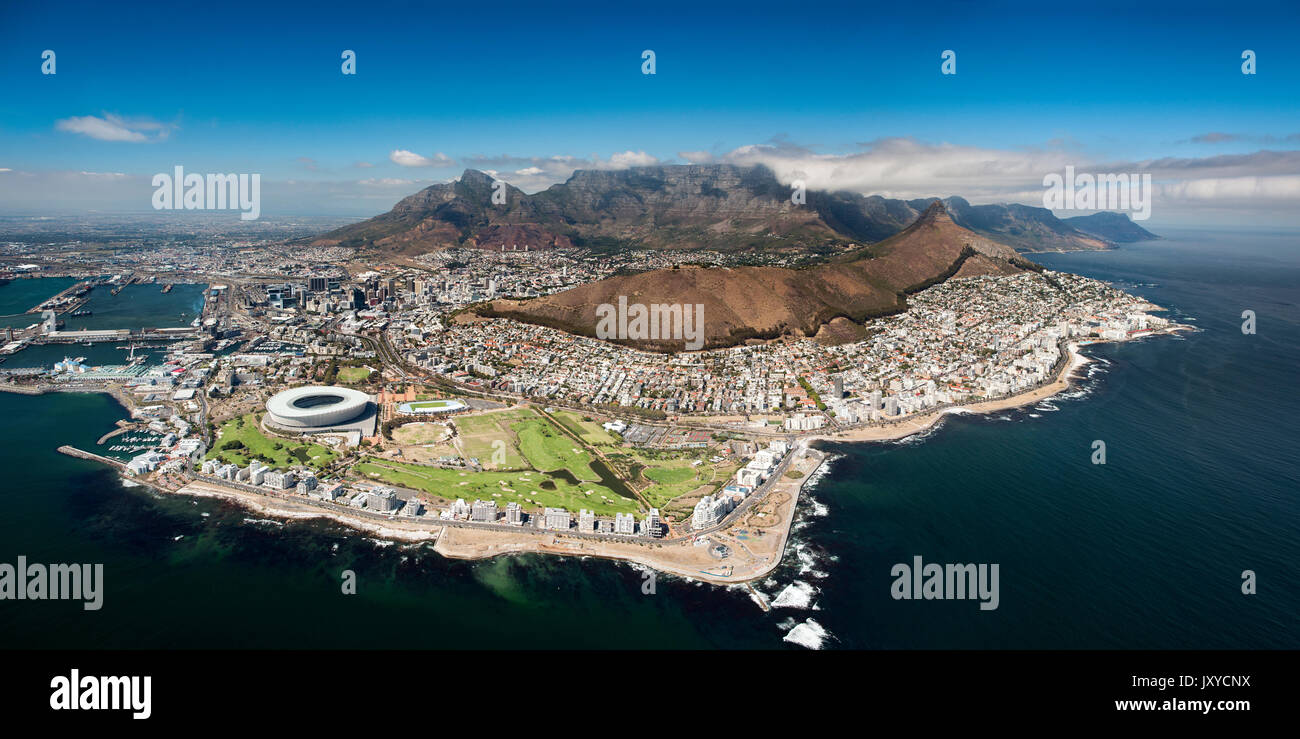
(3, 0, 1299, 227)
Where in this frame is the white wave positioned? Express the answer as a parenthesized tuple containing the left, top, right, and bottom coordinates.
(772, 580, 818, 609)
(889, 420, 945, 446)
(739, 584, 769, 610)
(808, 497, 829, 517)
(1056, 385, 1092, 401)
(795, 546, 816, 572)
(118, 477, 141, 488)
(783, 618, 831, 650)
(241, 517, 284, 527)
(795, 544, 831, 581)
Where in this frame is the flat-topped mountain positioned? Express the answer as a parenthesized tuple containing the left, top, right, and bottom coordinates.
(476, 201, 1038, 352)
(313, 164, 1139, 254)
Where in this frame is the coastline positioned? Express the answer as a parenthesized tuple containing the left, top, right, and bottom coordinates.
(21, 326, 1186, 586)
(164, 444, 828, 586)
(810, 340, 1094, 444)
(807, 327, 1189, 445)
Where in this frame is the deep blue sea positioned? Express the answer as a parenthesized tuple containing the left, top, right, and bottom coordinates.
(0, 229, 1295, 649)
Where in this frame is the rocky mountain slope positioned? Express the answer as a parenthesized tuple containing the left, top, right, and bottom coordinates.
(313, 164, 1139, 255)
(1062, 211, 1160, 243)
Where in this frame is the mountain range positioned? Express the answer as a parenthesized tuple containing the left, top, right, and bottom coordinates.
(312, 164, 1158, 256)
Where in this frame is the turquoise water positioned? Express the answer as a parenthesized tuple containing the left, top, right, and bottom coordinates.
(0, 231, 1294, 649)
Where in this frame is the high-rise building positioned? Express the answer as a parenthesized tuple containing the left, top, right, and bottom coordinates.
(578, 509, 596, 532)
(692, 495, 723, 529)
(471, 499, 497, 523)
(644, 508, 662, 537)
(505, 502, 524, 526)
(367, 489, 400, 513)
(542, 507, 571, 531)
(615, 512, 636, 535)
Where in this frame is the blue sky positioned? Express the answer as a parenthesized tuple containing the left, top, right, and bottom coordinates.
(2, 0, 1298, 225)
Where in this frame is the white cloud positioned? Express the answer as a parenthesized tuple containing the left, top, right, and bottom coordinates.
(717, 137, 1073, 200)
(1158, 175, 1300, 202)
(678, 150, 715, 164)
(704, 137, 1300, 219)
(389, 150, 454, 168)
(461, 151, 662, 191)
(608, 150, 658, 168)
(54, 114, 173, 142)
(359, 177, 421, 186)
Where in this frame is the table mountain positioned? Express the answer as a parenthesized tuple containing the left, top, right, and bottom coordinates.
(312, 164, 1141, 254)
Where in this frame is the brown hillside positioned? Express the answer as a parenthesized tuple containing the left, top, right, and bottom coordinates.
(478, 202, 1034, 351)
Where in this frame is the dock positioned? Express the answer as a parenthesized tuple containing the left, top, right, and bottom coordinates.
(57, 445, 127, 472)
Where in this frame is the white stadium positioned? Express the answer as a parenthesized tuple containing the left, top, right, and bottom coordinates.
(265, 386, 373, 431)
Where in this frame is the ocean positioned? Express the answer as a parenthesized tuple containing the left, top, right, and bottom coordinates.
(0, 229, 1295, 649)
